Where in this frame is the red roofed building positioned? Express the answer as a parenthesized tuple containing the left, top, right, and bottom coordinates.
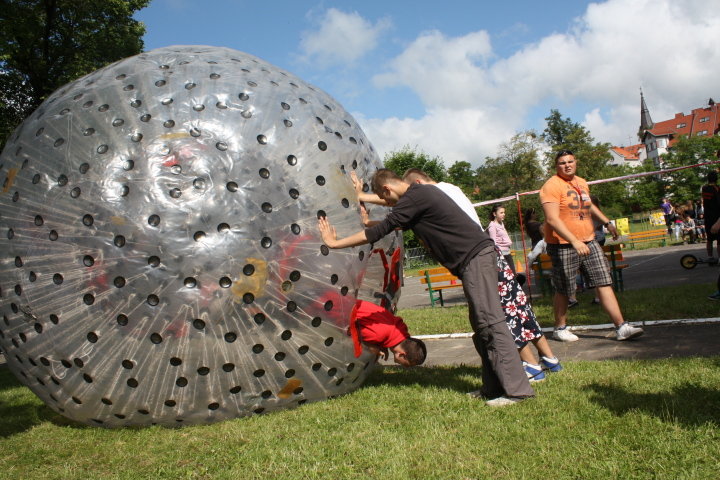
(609, 144, 646, 167)
(638, 91, 720, 165)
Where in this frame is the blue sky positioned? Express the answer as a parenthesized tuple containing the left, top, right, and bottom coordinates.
(136, 0, 720, 167)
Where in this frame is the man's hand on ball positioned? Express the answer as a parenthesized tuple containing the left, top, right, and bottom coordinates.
(318, 216, 337, 247)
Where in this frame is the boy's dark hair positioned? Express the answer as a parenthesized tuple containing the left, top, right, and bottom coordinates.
(402, 168, 433, 183)
(554, 149, 574, 162)
(708, 171, 718, 183)
(371, 168, 402, 195)
(399, 337, 427, 366)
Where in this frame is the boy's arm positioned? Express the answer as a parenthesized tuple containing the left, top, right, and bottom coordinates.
(365, 344, 389, 360)
(359, 203, 380, 227)
(318, 216, 369, 248)
(351, 171, 387, 205)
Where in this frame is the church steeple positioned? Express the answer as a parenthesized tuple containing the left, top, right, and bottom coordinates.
(638, 88, 654, 141)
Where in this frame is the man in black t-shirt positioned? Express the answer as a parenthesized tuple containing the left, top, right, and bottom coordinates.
(318, 169, 534, 406)
(701, 171, 720, 259)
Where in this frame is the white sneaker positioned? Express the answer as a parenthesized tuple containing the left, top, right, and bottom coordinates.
(485, 396, 524, 407)
(552, 327, 579, 342)
(616, 323, 644, 341)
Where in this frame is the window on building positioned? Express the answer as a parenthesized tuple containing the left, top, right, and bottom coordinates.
(677, 122, 686, 128)
(697, 130, 708, 136)
(699, 117, 710, 123)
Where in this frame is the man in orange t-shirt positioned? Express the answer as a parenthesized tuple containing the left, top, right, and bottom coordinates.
(540, 150, 643, 342)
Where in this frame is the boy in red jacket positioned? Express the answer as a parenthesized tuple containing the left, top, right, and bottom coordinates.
(352, 300, 426, 367)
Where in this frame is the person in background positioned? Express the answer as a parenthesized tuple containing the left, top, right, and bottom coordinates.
(495, 253, 563, 382)
(487, 204, 525, 285)
(702, 171, 720, 260)
(660, 197, 673, 235)
(681, 211, 697, 244)
(672, 204, 684, 243)
(524, 207, 545, 266)
(540, 150, 644, 342)
(695, 204, 707, 241)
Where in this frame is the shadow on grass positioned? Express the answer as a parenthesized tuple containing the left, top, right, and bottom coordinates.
(0, 364, 14, 393)
(363, 364, 482, 392)
(587, 382, 719, 428)
(0, 366, 86, 437)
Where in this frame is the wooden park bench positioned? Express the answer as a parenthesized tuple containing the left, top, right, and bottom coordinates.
(603, 243, 628, 292)
(530, 243, 628, 295)
(626, 228, 667, 249)
(418, 266, 463, 307)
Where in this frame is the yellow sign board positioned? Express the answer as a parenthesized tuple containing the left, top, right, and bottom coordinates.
(614, 217, 630, 236)
(649, 211, 665, 226)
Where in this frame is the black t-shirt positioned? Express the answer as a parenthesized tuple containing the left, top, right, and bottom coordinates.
(365, 184, 494, 276)
(702, 184, 720, 221)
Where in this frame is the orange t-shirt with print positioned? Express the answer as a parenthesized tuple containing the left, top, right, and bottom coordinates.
(539, 175, 594, 244)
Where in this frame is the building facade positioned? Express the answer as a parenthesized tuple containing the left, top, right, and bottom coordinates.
(609, 143, 646, 167)
(638, 93, 720, 166)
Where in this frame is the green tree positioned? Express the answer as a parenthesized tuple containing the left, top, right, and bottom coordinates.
(628, 159, 667, 212)
(446, 160, 475, 193)
(542, 109, 613, 179)
(660, 135, 720, 205)
(542, 109, 579, 147)
(383, 146, 447, 182)
(542, 109, 629, 219)
(475, 131, 544, 230)
(382, 147, 447, 250)
(0, 0, 150, 148)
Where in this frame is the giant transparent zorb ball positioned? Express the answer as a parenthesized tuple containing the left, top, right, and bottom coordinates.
(0, 46, 402, 427)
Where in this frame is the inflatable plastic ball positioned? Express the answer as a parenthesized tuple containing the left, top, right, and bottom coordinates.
(0, 45, 403, 427)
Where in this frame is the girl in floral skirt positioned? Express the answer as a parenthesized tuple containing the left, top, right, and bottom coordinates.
(496, 250, 562, 382)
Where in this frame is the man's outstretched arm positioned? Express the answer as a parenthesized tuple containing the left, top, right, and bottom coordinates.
(351, 171, 387, 205)
(318, 216, 369, 249)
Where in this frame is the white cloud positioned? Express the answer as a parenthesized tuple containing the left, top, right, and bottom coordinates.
(366, 0, 720, 165)
(357, 107, 517, 165)
(373, 30, 494, 109)
(582, 106, 638, 148)
(300, 8, 391, 67)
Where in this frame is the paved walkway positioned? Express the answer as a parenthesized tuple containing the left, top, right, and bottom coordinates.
(405, 322, 720, 367)
(2, 322, 718, 370)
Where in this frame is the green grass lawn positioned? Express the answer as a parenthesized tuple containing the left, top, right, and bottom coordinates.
(398, 282, 720, 336)
(1, 357, 718, 479)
